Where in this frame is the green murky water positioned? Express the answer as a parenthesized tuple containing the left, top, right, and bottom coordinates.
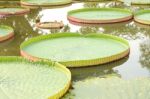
(0, 1, 150, 98)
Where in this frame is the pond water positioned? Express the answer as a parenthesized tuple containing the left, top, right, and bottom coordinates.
(0, 1, 150, 98)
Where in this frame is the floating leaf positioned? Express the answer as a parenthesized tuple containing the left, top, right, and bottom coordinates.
(36, 21, 64, 29)
(0, 7, 29, 16)
(68, 8, 133, 24)
(63, 77, 150, 99)
(134, 9, 150, 25)
(20, 33, 130, 67)
(0, 57, 71, 99)
(0, 25, 14, 42)
(21, 0, 72, 6)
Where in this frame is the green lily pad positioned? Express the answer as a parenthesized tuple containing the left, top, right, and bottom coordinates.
(0, 57, 71, 99)
(0, 7, 29, 16)
(68, 8, 133, 24)
(20, 33, 130, 67)
(134, 9, 150, 25)
(63, 77, 150, 99)
(21, 0, 72, 6)
(0, 25, 13, 36)
(0, 25, 14, 42)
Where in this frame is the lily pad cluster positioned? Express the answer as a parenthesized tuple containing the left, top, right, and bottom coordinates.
(0, 0, 150, 99)
(0, 7, 30, 41)
(67, 8, 150, 25)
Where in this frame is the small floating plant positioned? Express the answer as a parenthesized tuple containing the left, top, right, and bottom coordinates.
(0, 25, 14, 42)
(20, 33, 130, 67)
(36, 21, 64, 29)
(67, 8, 133, 24)
(0, 56, 71, 99)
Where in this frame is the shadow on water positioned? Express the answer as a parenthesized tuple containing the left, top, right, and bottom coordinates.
(70, 57, 128, 81)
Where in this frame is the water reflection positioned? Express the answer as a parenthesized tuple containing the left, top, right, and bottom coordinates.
(24, 6, 72, 34)
(135, 22, 150, 29)
(0, 15, 38, 56)
(62, 76, 150, 99)
(83, 1, 121, 8)
(70, 20, 150, 40)
(82, 1, 149, 9)
(70, 57, 128, 81)
(102, 22, 149, 40)
(78, 26, 100, 34)
(140, 39, 150, 69)
(131, 5, 150, 10)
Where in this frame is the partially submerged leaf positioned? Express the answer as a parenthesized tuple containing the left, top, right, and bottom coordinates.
(63, 77, 150, 99)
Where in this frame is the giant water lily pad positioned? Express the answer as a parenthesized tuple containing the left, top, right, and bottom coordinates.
(21, 0, 72, 6)
(63, 77, 150, 99)
(36, 21, 64, 29)
(20, 33, 130, 67)
(134, 9, 150, 25)
(68, 8, 133, 24)
(0, 57, 71, 99)
(0, 25, 14, 42)
(0, 7, 29, 16)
